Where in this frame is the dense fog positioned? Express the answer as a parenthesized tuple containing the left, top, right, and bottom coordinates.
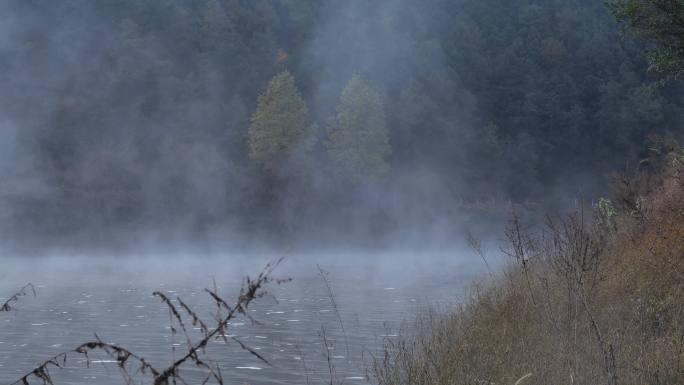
(1, 0, 682, 254)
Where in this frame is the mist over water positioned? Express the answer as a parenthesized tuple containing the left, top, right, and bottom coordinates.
(0, 253, 487, 384)
(1, 0, 682, 383)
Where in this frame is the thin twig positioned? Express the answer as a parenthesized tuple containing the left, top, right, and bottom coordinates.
(13, 259, 287, 385)
(1, 283, 36, 312)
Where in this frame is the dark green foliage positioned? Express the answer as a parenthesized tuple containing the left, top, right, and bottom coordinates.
(607, 0, 684, 79)
(327, 74, 391, 181)
(248, 71, 315, 173)
(1, 0, 683, 246)
(436, 0, 677, 201)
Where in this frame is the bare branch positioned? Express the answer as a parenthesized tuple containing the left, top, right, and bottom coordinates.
(13, 259, 288, 385)
(1, 283, 36, 312)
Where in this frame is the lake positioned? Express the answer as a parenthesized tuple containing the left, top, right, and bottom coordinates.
(0, 253, 481, 384)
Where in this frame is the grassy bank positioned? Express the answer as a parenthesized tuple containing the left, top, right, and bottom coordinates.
(374, 144, 684, 385)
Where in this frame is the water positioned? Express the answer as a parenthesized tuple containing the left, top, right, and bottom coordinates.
(0, 255, 478, 384)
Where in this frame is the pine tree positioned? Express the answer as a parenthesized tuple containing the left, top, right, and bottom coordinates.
(327, 74, 391, 181)
(248, 71, 314, 172)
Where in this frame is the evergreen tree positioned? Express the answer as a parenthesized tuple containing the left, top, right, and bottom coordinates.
(327, 74, 391, 181)
(607, 0, 684, 79)
(200, 0, 234, 52)
(248, 71, 314, 173)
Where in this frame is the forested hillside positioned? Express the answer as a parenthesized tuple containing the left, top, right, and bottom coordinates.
(374, 3, 684, 382)
(1, 0, 682, 249)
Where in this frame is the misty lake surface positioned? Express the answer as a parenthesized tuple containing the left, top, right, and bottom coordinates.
(0, 253, 480, 384)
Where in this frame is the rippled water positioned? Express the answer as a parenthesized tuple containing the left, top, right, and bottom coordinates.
(0, 255, 476, 384)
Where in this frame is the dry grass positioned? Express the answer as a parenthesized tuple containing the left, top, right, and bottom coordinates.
(374, 146, 684, 385)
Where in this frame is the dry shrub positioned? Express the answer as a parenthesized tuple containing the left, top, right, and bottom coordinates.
(375, 146, 684, 385)
(11, 259, 289, 385)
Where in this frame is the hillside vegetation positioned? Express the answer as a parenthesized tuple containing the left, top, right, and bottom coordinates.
(3, 0, 684, 248)
(374, 141, 684, 385)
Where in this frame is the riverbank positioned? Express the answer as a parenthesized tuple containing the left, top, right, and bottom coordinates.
(374, 147, 684, 385)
